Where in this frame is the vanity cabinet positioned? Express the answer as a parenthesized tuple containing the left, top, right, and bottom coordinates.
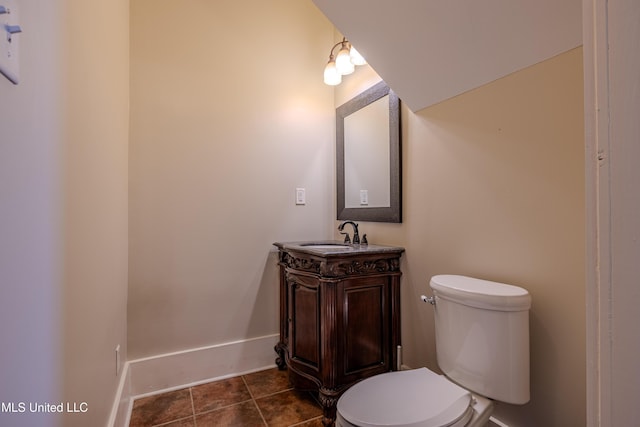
(273, 242, 404, 426)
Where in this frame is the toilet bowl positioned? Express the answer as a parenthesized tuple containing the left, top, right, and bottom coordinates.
(336, 368, 492, 427)
(336, 275, 531, 427)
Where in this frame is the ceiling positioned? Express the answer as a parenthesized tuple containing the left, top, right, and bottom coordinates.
(312, 0, 582, 112)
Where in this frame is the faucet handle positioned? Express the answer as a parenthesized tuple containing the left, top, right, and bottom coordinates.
(361, 234, 368, 245)
(340, 232, 351, 244)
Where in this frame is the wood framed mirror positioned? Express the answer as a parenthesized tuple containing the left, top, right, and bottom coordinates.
(336, 81, 401, 223)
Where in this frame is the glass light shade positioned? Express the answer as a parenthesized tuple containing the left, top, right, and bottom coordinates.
(324, 61, 342, 85)
(349, 46, 367, 66)
(335, 46, 355, 75)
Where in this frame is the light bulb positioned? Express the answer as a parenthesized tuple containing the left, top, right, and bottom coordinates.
(324, 60, 342, 85)
(349, 46, 367, 66)
(335, 45, 355, 75)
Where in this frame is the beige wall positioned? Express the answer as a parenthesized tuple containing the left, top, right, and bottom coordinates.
(128, 0, 336, 358)
(60, 0, 130, 425)
(0, 0, 129, 426)
(335, 49, 585, 426)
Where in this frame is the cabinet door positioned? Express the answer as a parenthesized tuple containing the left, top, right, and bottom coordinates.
(339, 276, 390, 380)
(288, 274, 320, 370)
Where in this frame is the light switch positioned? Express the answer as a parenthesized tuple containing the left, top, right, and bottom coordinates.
(360, 189, 369, 205)
(0, 0, 21, 85)
(295, 188, 306, 205)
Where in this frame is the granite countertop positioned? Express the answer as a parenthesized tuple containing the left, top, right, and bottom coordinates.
(273, 241, 405, 257)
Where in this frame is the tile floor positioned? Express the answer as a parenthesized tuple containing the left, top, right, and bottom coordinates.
(129, 367, 324, 427)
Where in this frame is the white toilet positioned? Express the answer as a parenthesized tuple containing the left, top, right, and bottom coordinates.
(336, 274, 531, 427)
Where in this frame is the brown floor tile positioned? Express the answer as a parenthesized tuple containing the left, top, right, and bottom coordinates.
(129, 388, 193, 427)
(195, 401, 266, 426)
(295, 417, 324, 427)
(191, 376, 253, 414)
(256, 389, 322, 426)
(129, 368, 327, 427)
(160, 418, 196, 427)
(243, 368, 291, 398)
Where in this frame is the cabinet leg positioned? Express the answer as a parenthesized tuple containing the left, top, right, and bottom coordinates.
(322, 413, 336, 427)
(274, 342, 287, 370)
(319, 387, 339, 426)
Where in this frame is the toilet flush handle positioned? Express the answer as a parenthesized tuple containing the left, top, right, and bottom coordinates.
(421, 295, 436, 305)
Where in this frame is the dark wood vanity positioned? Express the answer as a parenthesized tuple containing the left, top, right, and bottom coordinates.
(273, 241, 404, 426)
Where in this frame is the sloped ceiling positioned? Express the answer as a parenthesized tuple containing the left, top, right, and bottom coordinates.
(312, 0, 582, 112)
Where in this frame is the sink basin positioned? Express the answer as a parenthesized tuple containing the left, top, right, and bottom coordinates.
(303, 245, 352, 249)
(300, 243, 352, 249)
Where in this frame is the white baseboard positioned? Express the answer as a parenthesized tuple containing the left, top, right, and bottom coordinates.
(107, 360, 132, 427)
(488, 416, 510, 427)
(107, 334, 280, 427)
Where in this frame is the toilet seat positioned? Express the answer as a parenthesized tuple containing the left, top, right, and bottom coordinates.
(337, 368, 474, 427)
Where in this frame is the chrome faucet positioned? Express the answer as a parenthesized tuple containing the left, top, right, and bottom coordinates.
(338, 221, 360, 244)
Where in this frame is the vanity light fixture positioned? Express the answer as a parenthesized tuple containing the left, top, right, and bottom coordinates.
(323, 38, 367, 86)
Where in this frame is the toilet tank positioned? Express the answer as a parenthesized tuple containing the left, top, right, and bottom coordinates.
(430, 275, 531, 405)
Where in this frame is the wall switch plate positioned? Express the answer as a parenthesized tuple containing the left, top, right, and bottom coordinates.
(0, 0, 21, 84)
(360, 189, 369, 205)
(295, 188, 306, 205)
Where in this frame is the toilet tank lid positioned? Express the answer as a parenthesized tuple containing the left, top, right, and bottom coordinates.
(430, 275, 531, 311)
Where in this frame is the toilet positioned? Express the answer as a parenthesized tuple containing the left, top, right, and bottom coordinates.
(336, 274, 531, 427)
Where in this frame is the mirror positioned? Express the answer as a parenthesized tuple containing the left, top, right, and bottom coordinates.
(337, 81, 401, 223)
